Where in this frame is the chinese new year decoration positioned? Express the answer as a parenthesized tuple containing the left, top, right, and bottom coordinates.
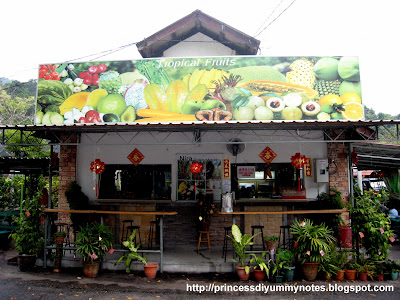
(90, 159, 105, 197)
(351, 148, 358, 165)
(127, 148, 145, 166)
(291, 153, 306, 192)
(259, 146, 277, 165)
(190, 162, 204, 174)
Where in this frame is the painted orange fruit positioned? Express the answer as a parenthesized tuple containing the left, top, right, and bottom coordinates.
(340, 92, 362, 105)
(342, 102, 364, 120)
(318, 94, 342, 107)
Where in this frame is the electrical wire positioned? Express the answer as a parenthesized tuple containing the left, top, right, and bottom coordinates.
(254, 0, 297, 38)
(253, 0, 286, 37)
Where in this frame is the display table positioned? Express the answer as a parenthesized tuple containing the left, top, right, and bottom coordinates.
(42, 208, 177, 272)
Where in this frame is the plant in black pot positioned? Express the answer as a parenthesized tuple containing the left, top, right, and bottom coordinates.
(74, 222, 114, 278)
(11, 194, 45, 271)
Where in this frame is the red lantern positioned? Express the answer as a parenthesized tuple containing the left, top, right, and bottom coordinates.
(190, 162, 204, 174)
(291, 153, 306, 169)
(90, 159, 105, 174)
(90, 159, 105, 197)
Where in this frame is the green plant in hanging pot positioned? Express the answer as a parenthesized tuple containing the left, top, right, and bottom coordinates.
(74, 222, 114, 278)
(291, 218, 335, 281)
(11, 193, 45, 272)
(228, 224, 260, 281)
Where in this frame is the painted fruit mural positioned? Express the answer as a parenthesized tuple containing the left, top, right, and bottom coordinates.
(35, 56, 363, 125)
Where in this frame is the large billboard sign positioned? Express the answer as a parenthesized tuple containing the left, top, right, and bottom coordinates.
(35, 56, 362, 125)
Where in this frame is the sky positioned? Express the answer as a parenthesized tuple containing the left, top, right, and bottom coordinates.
(1, 0, 399, 115)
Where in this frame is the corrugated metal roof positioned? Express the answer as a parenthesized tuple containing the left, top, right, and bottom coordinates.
(1, 119, 399, 134)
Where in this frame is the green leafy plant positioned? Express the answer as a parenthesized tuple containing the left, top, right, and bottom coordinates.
(290, 218, 335, 264)
(356, 257, 375, 280)
(228, 224, 260, 274)
(264, 235, 279, 242)
(348, 190, 394, 260)
(11, 194, 44, 255)
(115, 230, 147, 273)
(53, 231, 67, 238)
(74, 222, 113, 263)
(328, 243, 348, 271)
(250, 252, 271, 276)
(276, 248, 295, 269)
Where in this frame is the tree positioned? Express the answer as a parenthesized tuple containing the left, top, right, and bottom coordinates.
(0, 89, 35, 125)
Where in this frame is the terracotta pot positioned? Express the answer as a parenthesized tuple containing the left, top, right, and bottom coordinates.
(236, 265, 250, 281)
(359, 272, 368, 281)
(376, 273, 384, 281)
(266, 240, 278, 251)
(83, 261, 100, 278)
(339, 225, 352, 249)
(143, 263, 158, 279)
(345, 269, 357, 280)
(55, 236, 65, 245)
(335, 270, 345, 281)
(302, 262, 319, 281)
(253, 269, 266, 281)
(18, 254, 36, 272)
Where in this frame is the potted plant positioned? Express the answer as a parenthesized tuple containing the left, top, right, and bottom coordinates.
(250, 252, 270, 281)
(53, 231, 67, 245)
(53, 231, 67, 273)
(74, 222, 114, 278)
(356, 258, 375, 281)
(388, 259, 400, 280)
(344, 259, 358, 280)
(328, 244, 348, 281)
(115, 229, 159, 279)
(291, 218, 335, 281)
(276, 248, 296, 281)
(11, 194, 44, 272)
(375, 262, 385, 281)
(228, 224, 260, 280)
(264, 235, 279, 251)
(271, 254, 285, 283)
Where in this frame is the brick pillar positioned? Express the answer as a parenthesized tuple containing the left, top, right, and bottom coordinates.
(326, 130, 350, 223)
(57, 134, 78, 224)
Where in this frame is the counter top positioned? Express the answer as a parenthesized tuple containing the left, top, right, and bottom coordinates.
(235, 198, 311, 203)
(92, 199, 172, 204)
(218, 209, 347, 215)
(42, 208, 177, 215)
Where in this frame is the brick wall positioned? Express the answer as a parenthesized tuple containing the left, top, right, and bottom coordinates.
(57, 134, 78, 224)
(326, 130, 350, 223)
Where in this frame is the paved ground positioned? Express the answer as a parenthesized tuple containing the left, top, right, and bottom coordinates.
(0, 244, 400, 300)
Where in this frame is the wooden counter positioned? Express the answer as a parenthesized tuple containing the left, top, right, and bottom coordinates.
(218, 209, 347, 215)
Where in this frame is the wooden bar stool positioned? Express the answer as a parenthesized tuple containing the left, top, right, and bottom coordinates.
(121, 220, 134, 244)
(147, 220, 157, 249)
(250, 225, 265, 251)
(197, 231, 210, 253)
(279, 225, 292, 249)
(222, 226, 231, 262)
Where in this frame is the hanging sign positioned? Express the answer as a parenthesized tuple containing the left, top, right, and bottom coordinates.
(237, 166, 255, 179)
(304, 157, 312, 177)
(127, 148, 145, 166)
(259, 146, 277, 165)
(90, 159, 105, 197)
(223, 158, 231, 179)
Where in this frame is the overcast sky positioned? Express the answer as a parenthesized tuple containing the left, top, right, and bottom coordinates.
(1, 0, 399, 114)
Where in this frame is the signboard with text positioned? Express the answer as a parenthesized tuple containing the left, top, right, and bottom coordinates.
(35, 56, 363, 125)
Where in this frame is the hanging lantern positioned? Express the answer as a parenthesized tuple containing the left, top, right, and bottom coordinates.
(351, 148, 358, 165)
(291, 152, 306, 169)
(90, 159, 105, 174)
(90, 159, 105, 197)
(190, 162, 204, 174)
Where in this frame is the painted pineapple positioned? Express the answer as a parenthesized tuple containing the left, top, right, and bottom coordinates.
(286, 58, 316, 89)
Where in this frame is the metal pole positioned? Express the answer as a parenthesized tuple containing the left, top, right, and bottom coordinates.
(159, 216, 163, 273)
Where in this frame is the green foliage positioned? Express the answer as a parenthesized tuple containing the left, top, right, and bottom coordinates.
(291, 218, 336, 264)
(3, 80, 37, 98)
(276, 248, 295, 269)
(228, 224, 260, 273)
(74, 222, 113, 262)
(250, 252, 271, 276)
(11, 193, 44, 255)
(348, 190, 393, 260)
(328, 242, 348, 270)
(0, 89, 35, 125)
(65, 181, 90, 230)
(115, 230, 147, 273)
(264, 235, 279, 242)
